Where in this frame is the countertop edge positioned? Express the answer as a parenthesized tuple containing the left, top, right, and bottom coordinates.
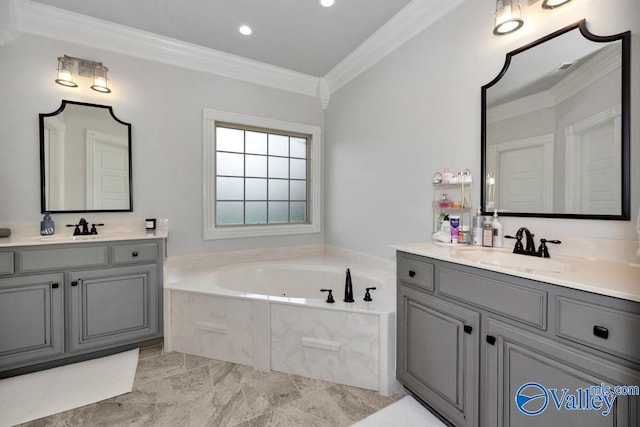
(393, 242, 640, 303)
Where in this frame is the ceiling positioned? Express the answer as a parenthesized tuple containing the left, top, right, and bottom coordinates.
(30, 0, 413, 77)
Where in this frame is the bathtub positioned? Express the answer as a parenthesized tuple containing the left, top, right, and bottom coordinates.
(165, 252, 399, 395)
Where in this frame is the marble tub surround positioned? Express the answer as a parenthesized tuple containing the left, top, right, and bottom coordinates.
(0, 219, 168, 247)
(18, 345, 398, 427)
(165, 244, 399, 396)
(393, 240, 640, 302)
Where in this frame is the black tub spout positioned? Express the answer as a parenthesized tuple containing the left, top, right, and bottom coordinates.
(344, 268, 354, 303)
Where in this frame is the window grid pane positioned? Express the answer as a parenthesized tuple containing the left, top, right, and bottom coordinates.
(215, 125, 309, 227)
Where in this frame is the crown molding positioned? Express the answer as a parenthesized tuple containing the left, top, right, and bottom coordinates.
(15, 0, 456, 107)
(15, 0, 322, 99)
(323, 0, 464, 94)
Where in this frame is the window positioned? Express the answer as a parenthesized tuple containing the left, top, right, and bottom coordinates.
(203, 109, 321, 240)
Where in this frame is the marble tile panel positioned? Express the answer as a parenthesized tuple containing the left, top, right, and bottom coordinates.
(185, 353, 228, 371)
(270, 304, 380, 390)
(170, 292, 254, 366)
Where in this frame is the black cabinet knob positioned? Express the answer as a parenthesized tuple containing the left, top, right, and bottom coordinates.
(51, 283, 59, 289)
(132, 251, 138, 257)
(464, 325, 473, 334)
(408, 270, 416, 278)
(71, 281, 78, 286)
(486, 335, 496, 345)
(593, 325, 609, 339)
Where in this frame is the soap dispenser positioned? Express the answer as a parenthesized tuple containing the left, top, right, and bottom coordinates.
(40, 213, 55, 236)
(492, 210, 503, 248)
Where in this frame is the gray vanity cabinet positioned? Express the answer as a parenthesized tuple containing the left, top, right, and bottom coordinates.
(486, 319, 639, 426)
(0, 273, 64, 368)
(68, 265, 159, 352)
(397, 283, 479, 427)
(396, 251, 640, 427)
(0, 239, 164, 377)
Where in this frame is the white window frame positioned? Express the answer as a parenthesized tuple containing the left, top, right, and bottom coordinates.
(203, 108, 322, 240)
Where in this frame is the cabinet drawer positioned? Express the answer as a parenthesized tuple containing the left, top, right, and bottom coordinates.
(438, 267, 547, 329)
(398, 254, 434, 291)
(0, 252, 14, 275)
(20, 246, 108, 272)
(556, 297, 640, 364)
(112, 243, 158, 265)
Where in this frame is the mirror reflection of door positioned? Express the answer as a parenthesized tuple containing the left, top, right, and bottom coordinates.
(86, 130, 130, 210)
(487, 135, 553, 213)
(565, 106, 621, 215)
(43, 117, 66, 210)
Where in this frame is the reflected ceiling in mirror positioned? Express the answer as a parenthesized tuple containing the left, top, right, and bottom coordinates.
(481, 20, 630, 220)
(40, 100, 132, 213)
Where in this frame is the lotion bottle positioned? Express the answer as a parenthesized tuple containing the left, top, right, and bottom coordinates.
(40, 212, 55, 236)
(492, 210, 503, 248)
(482, 216, 493, 247)
(472, 209, 484, 246)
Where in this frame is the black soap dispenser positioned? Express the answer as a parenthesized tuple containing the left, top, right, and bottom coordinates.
(40, 212, 55, 236)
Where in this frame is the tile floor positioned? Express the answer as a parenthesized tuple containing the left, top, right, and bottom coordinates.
(18, 344, 398, 427)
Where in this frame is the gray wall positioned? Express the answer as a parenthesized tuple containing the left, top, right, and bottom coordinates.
(325, 0, 640, 259)
(0, 34, 324, 255)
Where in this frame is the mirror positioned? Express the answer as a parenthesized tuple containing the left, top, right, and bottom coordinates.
(40, 100, 132, 213)
(481, 20, 630, 220)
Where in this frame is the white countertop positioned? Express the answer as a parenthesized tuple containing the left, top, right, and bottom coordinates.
(393, 242, 640, 303)
(0, 228, 168, 247)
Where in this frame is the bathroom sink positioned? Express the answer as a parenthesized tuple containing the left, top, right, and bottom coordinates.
(455, 248, 572, 273)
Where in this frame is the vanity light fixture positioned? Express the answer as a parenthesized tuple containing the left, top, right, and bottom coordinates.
(55, 55, 111, 93)
(493, 0, 524, 35)
(541, 0, 572, 8)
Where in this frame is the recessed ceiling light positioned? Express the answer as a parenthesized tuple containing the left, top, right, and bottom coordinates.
(239, 25, 252, 36)
(320, 0, 335, 7)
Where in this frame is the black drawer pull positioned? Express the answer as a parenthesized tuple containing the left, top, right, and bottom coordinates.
(408, 270, 416, 278)
(71, 281, 78, 287)
(51, 283, 59, 289)
(464, 325, 473, 334)
(593, 325, 609, 339)
(486, 335, 496, 345)
(132, 251, 138, 257)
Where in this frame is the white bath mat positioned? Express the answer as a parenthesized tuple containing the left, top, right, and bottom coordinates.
(353, 395, 447, 427)
(0, 349, 139, 427)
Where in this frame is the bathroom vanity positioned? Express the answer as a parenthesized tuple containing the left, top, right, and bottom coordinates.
(0, 232, 166, 378)
(395, 243, 640, 427)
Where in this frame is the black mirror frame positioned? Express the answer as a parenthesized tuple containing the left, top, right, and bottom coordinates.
(480, 20, 631, 220)
(39, 100, 133, 213)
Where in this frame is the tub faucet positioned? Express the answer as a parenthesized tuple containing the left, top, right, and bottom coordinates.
(343, 268, 354, 303)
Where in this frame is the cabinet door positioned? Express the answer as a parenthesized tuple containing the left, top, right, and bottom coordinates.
(68, 265, 159, 352)
(486, 319, 640, 427)
(397, 284, 479, 427)
(0, 274, 64, 370)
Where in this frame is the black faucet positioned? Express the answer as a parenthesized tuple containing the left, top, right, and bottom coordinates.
(506, 228, 561, 258)
(343, 268, 354, 303)
(515, 227, 536, 253)
(66, 218, 104, 236)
